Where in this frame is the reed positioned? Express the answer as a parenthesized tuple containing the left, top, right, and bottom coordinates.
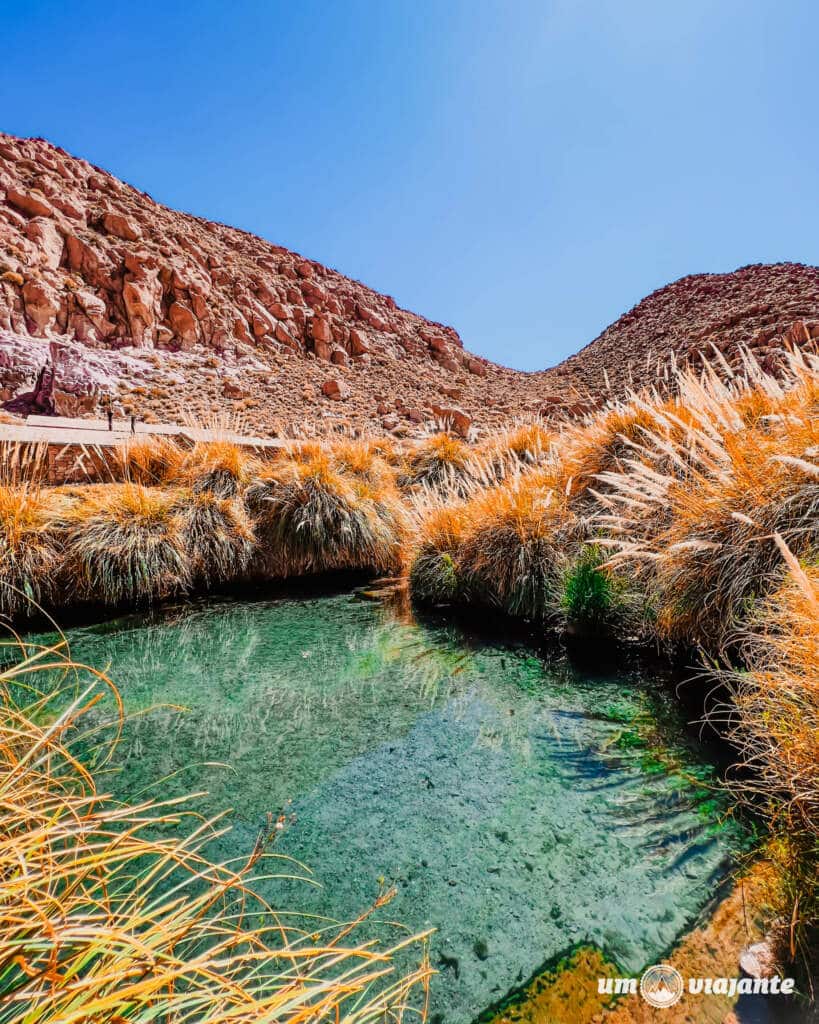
(0, 639, 432, 1023)
(722, 547, 819, 969)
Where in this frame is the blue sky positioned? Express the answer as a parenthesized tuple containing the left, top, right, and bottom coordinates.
(2, 1, 817, 370)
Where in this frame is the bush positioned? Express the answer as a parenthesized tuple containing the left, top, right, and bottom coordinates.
(61, 483, 191, 605)
(0, 485, 63, 616)
(248, 451, 405, 576)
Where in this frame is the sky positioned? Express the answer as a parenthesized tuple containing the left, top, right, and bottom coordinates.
(1, 0, 817, 370)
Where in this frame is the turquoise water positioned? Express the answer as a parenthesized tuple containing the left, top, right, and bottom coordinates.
(40, 590, 742, 1023)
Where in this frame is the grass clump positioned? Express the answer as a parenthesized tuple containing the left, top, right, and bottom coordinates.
(119, 434, 187, 486)
(408, 501, 473, 605)
(0, 639, 432, 1023)
(456, 465, 586, 620)
(61, 483, 191, 605)
(181, 439, 260, 497)
(174, 489, 257, 585)
(559, 543, 633, 634)
(0, 485, 62, 617)
(599, 357, 819, 649)
(724, 547, 819, 974)
(399, 433, 478, 496)
(248, 450, 406, 576)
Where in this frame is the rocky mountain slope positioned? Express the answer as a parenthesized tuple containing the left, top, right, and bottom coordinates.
(0, 132, 816, 437)
(553, 262, 819, 396)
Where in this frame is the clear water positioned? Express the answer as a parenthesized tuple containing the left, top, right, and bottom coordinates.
(38, 590, 742, 1023)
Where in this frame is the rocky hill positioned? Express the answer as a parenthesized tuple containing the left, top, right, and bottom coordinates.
(0, 132, 816, 437)
(552, 262, 819, 396)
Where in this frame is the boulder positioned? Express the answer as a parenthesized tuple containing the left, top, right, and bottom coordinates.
(321, 378, 350, 400)
(102, 211, 141, 241)
(6, 187, 53, 218)
(26, 217, 64, 269)
(168, 301, 198, 348)
(430, 403, 472, 436)
(22, 279, 60, 335)
(349, 327, 369, 355)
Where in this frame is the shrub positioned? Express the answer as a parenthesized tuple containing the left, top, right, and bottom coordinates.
(248, 451, 405, 576)
(61, 483, 191, 605)
(0, 485, 61, 616)
(174, 489, 257, 585)
(559, 543, 628, 633)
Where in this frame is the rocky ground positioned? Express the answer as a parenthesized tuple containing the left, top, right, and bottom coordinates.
(0, 132, 817, 439)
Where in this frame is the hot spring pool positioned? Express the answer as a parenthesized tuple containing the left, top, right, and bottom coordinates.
(39, 589, 743, 1022)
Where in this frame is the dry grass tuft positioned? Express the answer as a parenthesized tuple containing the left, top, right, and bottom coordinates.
(598, 356, 819, 647)
(119, 435, 187, 487)
(174, 489, 257, 585)
(60, 483, 191, 605)
(398, 433, 478, 496)
(248, 450, 406, 576)
(721, 548, 819, 973)
(0, 485, 64, 616)
(181, 440, 260, 498)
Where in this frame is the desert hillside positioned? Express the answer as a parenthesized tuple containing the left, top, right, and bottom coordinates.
(0, 132, 816, 436)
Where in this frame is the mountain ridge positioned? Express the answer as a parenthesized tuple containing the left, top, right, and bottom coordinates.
(0, 132, 816, 436)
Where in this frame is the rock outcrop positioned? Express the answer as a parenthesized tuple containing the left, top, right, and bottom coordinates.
(0, 132, 816, 435)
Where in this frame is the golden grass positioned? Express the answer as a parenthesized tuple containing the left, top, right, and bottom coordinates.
(721, 548, 819, 973)
(119, 435, 187, 487)
(456, 463, 586, 620)
(181, 440, 260, 498)
(0, 638, 432, 1022)
(173, 489, 257, 585)
(60, 483, 191, 606)
(0, 485, 62, 616)
(597, 355, 819, 647)
(398, 433, 478, 496)
(247, 450, 406, 577)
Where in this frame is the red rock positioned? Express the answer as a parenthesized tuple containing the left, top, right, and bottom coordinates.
(26, 217, 64, 270)
(6, 187, 53, 218)
(102, 211, 141, 241)
(321, 378, 350, 400)
(349, 328, 369, 355)
(222, 379, 246, 399)
(168, 301, 198, 348)
(466, 357, 487, 377)
(22, 279, 60, 334)
(311, 316, 333, 343)
(330, 347, 348, 366)
(430, 404, 472, 436)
